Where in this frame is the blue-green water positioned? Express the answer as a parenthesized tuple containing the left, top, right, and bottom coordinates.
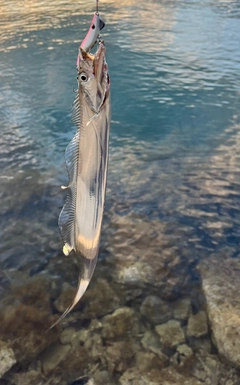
(1, 0, 240, 273)
(1, 2, 240, 383)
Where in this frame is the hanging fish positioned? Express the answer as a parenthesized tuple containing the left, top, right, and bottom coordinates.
(51, 5, 110, 328)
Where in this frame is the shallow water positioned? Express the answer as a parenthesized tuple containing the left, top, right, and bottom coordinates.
(1, 0, 240, 383)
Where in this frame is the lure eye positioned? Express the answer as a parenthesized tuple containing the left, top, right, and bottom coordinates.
(80, 73, 88, 82)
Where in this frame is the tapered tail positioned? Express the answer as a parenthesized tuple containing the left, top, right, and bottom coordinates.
(49, 255, 97, 329)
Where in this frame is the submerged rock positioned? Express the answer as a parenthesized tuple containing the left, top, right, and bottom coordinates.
(140, 295, 173, 325)
(159, 367, 202, 385)
(102, 307, 144, 340)
(105, 215, 190, 299)
(84, 332, 104, 362)
(190, 336, 212, 354)
(54, 282, 76, 314)
(54, 278, 120, 321)
(155, 320, 185, 349)
(93, 370, 111, 385)
(0, 276, 60, 362)
(0, 303, 59, 362)
(200, 257, 240, 368)
(59, 344, 90, 375)
(191, 351, 220, 382)
(60, 327, 79, 345)
(119, 366, 202, 385)
(11, 370, 45, 385)
(105, 340, 136, 373)
(187, 311, 208, 338)
(141, 330, 168, 363)
(136, 351, 167, 372)
(70, 377, 96, 385)
(176, 344, 193, 366)
(173, 298, 191, 321)
(42, 342, 71, 373)
(115, 261, 155, 286)
(0, 340, 16, 378)
(81, 278, 121, 318)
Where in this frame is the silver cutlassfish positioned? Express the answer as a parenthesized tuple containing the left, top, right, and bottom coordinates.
(51, 3, 110, 328)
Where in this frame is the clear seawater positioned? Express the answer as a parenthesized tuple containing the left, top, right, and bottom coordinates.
(1, 0, 240, 298)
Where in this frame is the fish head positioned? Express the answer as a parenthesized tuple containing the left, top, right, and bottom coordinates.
(77, 43, 110, 113)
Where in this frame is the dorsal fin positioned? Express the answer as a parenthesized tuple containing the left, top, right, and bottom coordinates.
(58, 92, 81, 255)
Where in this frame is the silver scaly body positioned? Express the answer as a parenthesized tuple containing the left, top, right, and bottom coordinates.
(50, 16, 110, 327)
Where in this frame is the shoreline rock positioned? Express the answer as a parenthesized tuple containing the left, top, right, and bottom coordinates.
(200, 257, 240, 368)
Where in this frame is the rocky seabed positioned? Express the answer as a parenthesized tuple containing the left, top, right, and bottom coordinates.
(1, 255, 240, 385)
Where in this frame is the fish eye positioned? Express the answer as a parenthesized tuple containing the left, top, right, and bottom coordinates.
(80, 73, 88, 82)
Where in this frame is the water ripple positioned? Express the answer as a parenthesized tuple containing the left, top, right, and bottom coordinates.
(0, 0, 240, 268)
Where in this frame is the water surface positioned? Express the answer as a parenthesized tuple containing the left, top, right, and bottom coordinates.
(1, 0, 240, 383)
(1, 0, 240, 269)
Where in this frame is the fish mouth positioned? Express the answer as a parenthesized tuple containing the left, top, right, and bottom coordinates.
(76, 41, 104, 71)
(76, 49, 93, 68)
(77, 42, 106, 81)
